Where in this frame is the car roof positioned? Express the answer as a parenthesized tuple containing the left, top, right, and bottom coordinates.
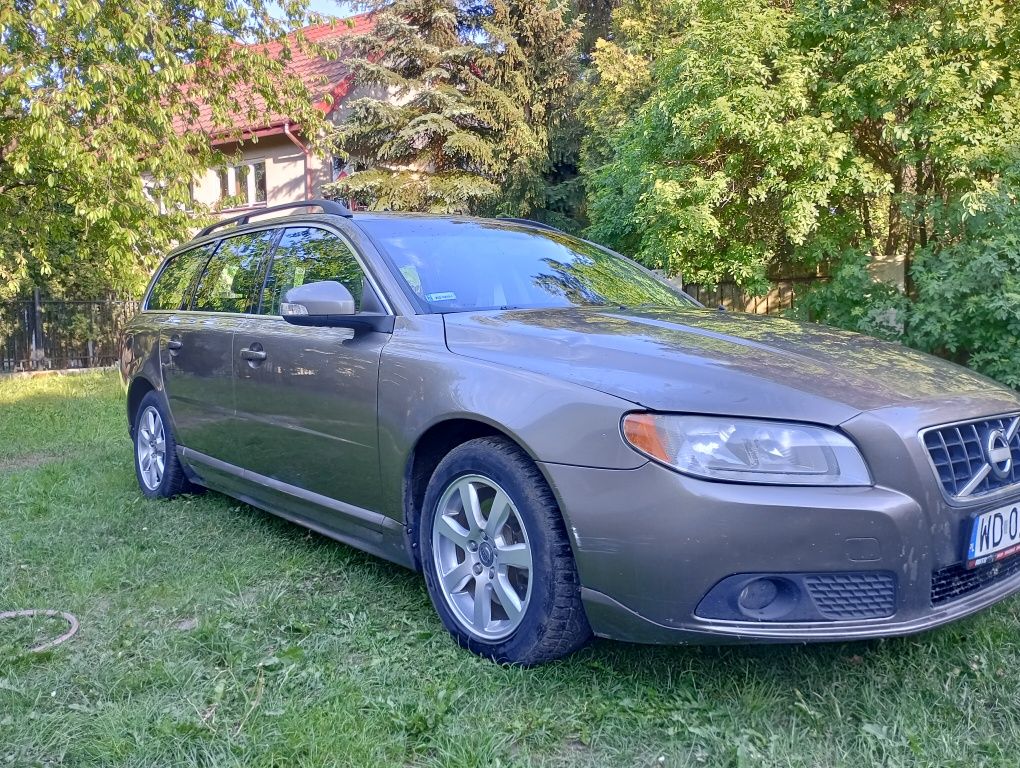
(174, 212, 564, 257)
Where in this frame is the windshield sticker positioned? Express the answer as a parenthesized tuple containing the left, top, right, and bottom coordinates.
(426, 291, 457, 302)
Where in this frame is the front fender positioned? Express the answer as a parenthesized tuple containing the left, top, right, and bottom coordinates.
(377, 315, 644, 520)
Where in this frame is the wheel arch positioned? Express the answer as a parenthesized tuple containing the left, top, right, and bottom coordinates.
(401, 417, 553, 571)
(126, 376, 157, 436)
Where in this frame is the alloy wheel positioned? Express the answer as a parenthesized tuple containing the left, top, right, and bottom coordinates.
(136, 405, 166, 491)
(431, 474, 534, 641)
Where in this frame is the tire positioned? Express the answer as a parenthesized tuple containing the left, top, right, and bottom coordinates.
(132, 391, 201, 499)
(420, 436, 592, 665)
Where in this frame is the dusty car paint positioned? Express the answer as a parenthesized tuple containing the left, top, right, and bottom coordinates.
(442, 306, 1000, 421)
(122, 211, 1020, 645)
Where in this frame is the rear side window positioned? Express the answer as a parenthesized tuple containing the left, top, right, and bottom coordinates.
(259, 227, 366, 316)
(192, 230, 276, 313)
(146, 243, 216, 311)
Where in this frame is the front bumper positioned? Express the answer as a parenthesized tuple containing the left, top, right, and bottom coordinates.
(539, 458, 1020, 645)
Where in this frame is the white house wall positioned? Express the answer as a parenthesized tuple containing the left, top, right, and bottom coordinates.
(190, 134, 330, 216)
(188, 84, 411, 220)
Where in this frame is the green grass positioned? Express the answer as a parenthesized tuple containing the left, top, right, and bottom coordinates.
(3, 372, 1020, 767)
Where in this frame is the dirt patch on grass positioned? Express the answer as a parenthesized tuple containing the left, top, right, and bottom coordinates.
(0, 452, 60, 475)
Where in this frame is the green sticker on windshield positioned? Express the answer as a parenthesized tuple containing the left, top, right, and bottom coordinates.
(426, 291, 457, 302)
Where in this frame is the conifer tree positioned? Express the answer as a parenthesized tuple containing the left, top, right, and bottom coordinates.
(572, 0, 617, 57)
(326, 0, 580, 218)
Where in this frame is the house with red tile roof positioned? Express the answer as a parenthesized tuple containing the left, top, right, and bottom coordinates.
(177, 14, 373, 214)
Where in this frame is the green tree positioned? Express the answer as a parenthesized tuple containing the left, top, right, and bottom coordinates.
(326, 0, 581, 221)
(579, 0, 686, 250)
(571, 0, 616, 58)
(581, 0, 1020, 386)
(0, 0, 329, 300)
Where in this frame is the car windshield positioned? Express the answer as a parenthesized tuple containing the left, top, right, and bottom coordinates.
(356, 218, 699, 313)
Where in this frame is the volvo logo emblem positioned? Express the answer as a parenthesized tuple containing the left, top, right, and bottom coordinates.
(478, 541, 495, 567)
(985, 429, 1013, 480)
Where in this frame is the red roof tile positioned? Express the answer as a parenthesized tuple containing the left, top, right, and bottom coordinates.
(173, 13, 373, 142)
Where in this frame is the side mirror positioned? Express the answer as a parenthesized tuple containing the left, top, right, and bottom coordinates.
(281, 281, 356, 324)
(281, 280, 395, 333)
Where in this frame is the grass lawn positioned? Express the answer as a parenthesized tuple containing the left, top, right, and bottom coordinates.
(3, 371, 1020, 767)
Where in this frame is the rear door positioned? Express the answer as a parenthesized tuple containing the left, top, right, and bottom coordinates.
(161, 230, 276, 461)
(232, 225, 390, 513)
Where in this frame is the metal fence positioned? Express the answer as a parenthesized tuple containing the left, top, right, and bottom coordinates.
(684, 276, 825, 315)
(0, 290, 141, 373)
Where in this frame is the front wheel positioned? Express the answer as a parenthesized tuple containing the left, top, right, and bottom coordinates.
(420, 436, 591, 665)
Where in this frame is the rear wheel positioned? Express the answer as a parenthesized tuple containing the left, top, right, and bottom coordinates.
(420, 436, 591, 665)
(133, 391, 200, 499)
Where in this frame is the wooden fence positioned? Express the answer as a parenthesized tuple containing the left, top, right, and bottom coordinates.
(683, 276, 825, 315)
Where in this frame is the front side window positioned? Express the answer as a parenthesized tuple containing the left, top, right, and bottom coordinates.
(259, 227, 366, 316)
(356, 219, 698, 313)
(192, 231, 276, 313)
(147, 243, 216, 311)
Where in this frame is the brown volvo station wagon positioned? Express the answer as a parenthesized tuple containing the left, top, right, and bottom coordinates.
(121, 199, 1020, 665)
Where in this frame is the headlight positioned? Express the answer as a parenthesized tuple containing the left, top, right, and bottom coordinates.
(622, 413, 872, 486)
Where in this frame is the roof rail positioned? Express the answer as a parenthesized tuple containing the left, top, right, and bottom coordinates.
(497, 217, 566, 234)
(197, 198, 353, 238)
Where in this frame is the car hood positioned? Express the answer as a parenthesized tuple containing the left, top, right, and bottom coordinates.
(442, 306, 1012, 425)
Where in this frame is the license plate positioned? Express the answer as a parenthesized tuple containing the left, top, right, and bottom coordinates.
(967, 502, 1020, 568)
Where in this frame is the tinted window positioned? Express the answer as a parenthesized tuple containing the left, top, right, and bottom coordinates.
(192, 231, 275, 313)
(356, 219, 697, 313)
(259, 227, 366, 315)
(146, 244, 215, 311)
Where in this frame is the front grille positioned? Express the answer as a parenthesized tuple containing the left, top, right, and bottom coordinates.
(931, 553, 1020, 606)
(803, 572, 896, 619)
(923, 415, 1020, 499)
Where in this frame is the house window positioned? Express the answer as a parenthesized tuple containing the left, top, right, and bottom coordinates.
(253, 162, 267, 203)
(142, 177, 168, 214)
(217, 161, 268, 208)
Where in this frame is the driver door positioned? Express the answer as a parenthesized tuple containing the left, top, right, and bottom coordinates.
(231, 226, 389, 514)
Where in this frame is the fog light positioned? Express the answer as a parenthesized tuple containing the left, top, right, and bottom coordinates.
(738, 578, 780, 611)
(696, 574, 810, 621)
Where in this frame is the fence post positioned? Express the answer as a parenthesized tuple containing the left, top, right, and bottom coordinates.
(31, 287, 46, 369)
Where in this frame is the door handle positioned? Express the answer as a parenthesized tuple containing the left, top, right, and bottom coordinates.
(166, 338, 183, 351)
(239, 348, 267, 361)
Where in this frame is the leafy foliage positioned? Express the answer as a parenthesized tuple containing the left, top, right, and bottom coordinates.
(0, 0, 328, 300)
(572, 0, 616, 58)
(326, 0, 581, 221)
(582, 0, 1020, 385)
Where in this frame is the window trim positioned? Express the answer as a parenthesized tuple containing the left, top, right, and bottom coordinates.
(143, 222, 396, 319)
